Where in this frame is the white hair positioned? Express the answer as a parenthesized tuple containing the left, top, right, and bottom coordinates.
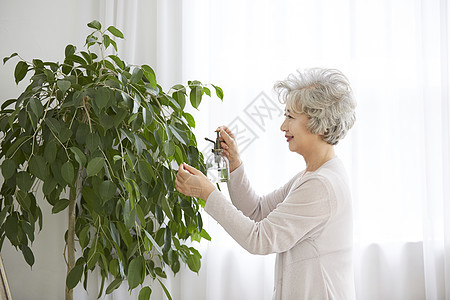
(274, 68, 356, 145)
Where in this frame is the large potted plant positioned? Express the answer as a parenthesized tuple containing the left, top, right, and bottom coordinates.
(0, 20, 223, 300)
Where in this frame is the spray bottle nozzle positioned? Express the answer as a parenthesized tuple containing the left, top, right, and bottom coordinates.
(205, 130, 222, 152)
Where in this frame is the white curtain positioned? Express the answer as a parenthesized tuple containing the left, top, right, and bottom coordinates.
(1, 0, 449, 299)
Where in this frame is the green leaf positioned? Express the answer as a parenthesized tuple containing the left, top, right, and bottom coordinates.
(3, 53, 18, 64)
(87, 246, 100, 269)
(86, 132, 100, 152)
(52, 199, 70, 214)
(164, 140, 175, 157)
(1, 98, 16, 110)
(187, 252, 201, 273)
(99, 181, 116, 202)
(212, 84, 224, 100)
(78, 225, 90, 248)
(44, 69, 55, 83)
(172, 91, 186, 111)
(189, 86, 202, 109)
(163, 227, 172, 253)
(127, 256, 144, 290)
(65, 44, 76, 57)
(66, 265, 83, 289)
(95, 86, 111, 110)
(1, 159, 16, 180)
(57, 80, 71, 94)
(123, 199, 135, 229)
(16, 171, 33, 191)
(158, 279, 173, 300)
(61, 161, 75, 185)
(22, 220, 34, 242)
(174, 145, 184, 165)
(137, 160, 155, 184)
(14, 61, 29, 84)
(161, 197, 174, 221)
(103, 34, 112, 49)
(4, 214, 19, 243)
(143, 106, 154, 126)
(106, 277, 123, 294)
(108, 55, 124, 69)
(182, 112, 195, 128)
(143, 229, 163, 255)
(138, 286, 152, 300)
(16, 190, 31, 210)
(86, 157, 105, 177)
(116, 222, 133, 248)
(21, 245, 35, 267)
(168, 124, 189, 145)
(141, 65, 157, 88)
(6, 136, 31, 157)
(87, 20, 102, 30)
(29, 97, 44, 119)
(58, 127, 73, 143)
(66, 54, 87, 66)
(44, 117, 61, 133)
(197, 213, 203, 233)
(0, 210, 8, 227)
(202, 86, 211, 96)
(70, 147, 87, 167)
(44, 139, 57, 163)
(107, 26, 124, 39)
(130, 68, 143, 84)
(80, 51, 92, 64)
(200, 229, 212, 241)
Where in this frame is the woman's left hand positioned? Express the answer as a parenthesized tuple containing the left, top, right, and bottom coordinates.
(175, 163, 216, 200)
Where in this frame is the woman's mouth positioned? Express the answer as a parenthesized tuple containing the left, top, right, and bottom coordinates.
(285, 135, 293, 142)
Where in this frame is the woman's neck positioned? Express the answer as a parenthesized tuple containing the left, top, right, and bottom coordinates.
(303, 144, 336, 173)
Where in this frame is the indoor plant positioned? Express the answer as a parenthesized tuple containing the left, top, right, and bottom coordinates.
(0, 20, 223, 300)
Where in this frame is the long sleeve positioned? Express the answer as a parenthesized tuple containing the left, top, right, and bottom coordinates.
(227, 163, 302, 222)
(205, 176, 334, 255)
(205, 158, 355, 299)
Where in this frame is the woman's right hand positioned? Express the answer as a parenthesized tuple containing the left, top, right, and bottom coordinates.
(216, 126, 242, 173)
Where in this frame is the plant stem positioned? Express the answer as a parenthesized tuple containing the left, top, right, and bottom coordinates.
(65, 168, 84, 300)
(65, 187, 75, 300)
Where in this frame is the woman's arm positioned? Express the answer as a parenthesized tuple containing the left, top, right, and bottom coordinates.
(218, 126, 301, 221)
(204, 176, 334, 255)
(227, 163, 301, 222)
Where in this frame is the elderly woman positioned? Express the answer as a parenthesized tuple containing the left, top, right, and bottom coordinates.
(175, 68, 356, 299)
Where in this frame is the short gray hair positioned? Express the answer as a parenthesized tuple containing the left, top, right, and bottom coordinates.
(274, 68, 356, 145)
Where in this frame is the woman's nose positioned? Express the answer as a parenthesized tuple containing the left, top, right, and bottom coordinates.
(280, 119, 287, 132)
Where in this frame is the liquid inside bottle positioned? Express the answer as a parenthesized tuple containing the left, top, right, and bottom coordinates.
(206, 157, 230, 183)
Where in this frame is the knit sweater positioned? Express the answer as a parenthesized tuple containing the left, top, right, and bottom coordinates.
(204, 157, 355, 299)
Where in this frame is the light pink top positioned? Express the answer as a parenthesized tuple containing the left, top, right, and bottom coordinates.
(205, 158, 355, 299)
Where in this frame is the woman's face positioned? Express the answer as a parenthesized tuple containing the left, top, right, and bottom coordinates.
(280, 109, 320, 155)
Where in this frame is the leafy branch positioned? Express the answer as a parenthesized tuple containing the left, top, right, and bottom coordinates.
(0, 20, 223, 300)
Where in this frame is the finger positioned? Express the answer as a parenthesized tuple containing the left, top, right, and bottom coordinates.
(222, 149, 230, 159)
(175, 180, 183, 193)
(179, 163, 195, 175)
(224, 127, 235, 139)
(217, 126, 235, 139)
(216, 125, 227, 132)
(182, 163, 201, 175)
(219, 128, 234, 144)
(177, 167, 191, 181)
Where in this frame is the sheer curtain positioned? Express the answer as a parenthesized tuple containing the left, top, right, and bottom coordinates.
(1, 0, 449, 299)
